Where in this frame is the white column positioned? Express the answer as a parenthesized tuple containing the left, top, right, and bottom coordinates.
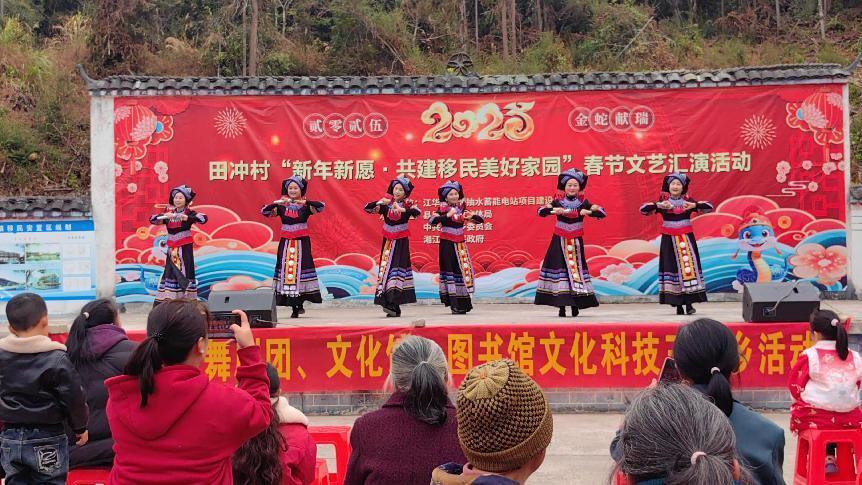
(845, 84, 860, 298)
(851, 204, 862, 299)
(90, 95, 115, 298)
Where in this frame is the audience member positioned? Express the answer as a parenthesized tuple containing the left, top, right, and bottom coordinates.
(614, 382, 748, 485)
(233, 363, 316, 485)
(611, 318, 785, 485)
(65, 298, 135, 469)
(788, 309, 861, 474)
(0, 293, 88, 484)
(106, 299, 271, 484)
(431, 359, 553, 485)
(345, 336, 464, 485)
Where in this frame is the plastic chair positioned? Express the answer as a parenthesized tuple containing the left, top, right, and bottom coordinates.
(314, 458, 331, 485)
(67, 468, 111, 485)
(309, 425, 351, 485)
(794, 429, 862, 484)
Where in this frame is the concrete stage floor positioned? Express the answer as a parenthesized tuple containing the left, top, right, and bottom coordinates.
(101, 300, 862, 332)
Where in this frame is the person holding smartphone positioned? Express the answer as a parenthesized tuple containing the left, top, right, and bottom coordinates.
(105, 299, 272, 484)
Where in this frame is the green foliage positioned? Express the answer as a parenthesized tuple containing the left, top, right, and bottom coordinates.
(521, 32, 573, 73)
(1, 0, 862, 192)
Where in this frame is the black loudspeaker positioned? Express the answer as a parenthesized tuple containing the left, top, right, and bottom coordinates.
(742, 281, 820, 323)
(207, 290, 276, 328)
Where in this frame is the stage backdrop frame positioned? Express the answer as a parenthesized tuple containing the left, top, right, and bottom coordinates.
(80, 63, 856, 303)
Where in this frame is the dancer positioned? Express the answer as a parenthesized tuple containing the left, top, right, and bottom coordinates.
(639, 173, 712, 315)
(364, 177, 419, 317)
(535, 169, 604, 317)
(261, 176, 325, 318)
(149, 185, 207, 307)
(428, 181, 484, 314)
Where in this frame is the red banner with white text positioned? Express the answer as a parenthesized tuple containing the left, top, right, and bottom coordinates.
(113, 85, 849, 303)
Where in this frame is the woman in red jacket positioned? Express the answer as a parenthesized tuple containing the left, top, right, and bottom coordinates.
(105, 299, 271, 485)
(233, 363, 317, 485)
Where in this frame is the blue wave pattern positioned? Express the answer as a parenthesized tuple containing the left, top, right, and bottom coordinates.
(115, 230, 847, 303)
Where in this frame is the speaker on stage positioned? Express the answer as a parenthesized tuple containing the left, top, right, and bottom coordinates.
(742, 281, 820, 323)
(208, 290, 276, 328)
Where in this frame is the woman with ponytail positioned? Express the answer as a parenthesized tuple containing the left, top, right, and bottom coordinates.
(788, 310, 862, 474)
(611, 318, 785, 484)
(674, 318, 786, 485)
(65, 299, 135, 469)
(105, 299, 272, 484)
(614, 383, 748, 485)
(345, 336, 464, 485)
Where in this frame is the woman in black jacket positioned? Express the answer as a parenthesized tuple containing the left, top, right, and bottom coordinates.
(65, 298, 136, 469)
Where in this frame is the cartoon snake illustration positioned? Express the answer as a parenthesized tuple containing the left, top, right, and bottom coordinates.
(732, 213, 788, 284)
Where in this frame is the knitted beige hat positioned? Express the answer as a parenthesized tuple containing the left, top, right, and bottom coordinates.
(455, 359, 554, 473)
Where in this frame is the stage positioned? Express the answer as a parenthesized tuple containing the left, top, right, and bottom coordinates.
(112, 300, 862, 330)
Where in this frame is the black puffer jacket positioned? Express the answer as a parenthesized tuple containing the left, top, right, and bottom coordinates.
(0, 335, 88, 433)
(68, 324, 136, 469)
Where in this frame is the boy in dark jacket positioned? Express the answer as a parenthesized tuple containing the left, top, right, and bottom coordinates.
(0, 293, 89, 484)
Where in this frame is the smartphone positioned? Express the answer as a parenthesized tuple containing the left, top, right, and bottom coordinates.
(658, 357, 681, 383)
(208, 312, 239, 339)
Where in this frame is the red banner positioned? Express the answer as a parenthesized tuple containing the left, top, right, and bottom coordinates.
(113, 84, 849, 302)
(117, 322, 808, 391)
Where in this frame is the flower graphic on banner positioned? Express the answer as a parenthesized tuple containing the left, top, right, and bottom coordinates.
(115, 104, 175, 161)
(789, 243, 847, 285)
(786, 90, 844, 146)
(214, 107, 247, 138)
(740, 115, 776, 149)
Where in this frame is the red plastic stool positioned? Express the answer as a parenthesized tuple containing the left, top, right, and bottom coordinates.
(67, 468, 110, 485)
(314, 458, 331, 485)
(794, 429, 862, 484)
(309, 425, 351, 485)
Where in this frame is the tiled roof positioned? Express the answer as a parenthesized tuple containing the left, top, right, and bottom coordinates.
(78, 63, 853, 97)
(0, 196, 91, 219)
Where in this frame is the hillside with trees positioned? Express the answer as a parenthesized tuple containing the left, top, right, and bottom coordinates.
(1, 0, 861, 195)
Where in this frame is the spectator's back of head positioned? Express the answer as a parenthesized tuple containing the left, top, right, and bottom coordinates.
(123, 299, 209, 407)
(5, 292, 48, 334)
(809, 309, 849, 360)
(265, 362, 280, 397)
(390, 335, 450, 425)
(673, 318, 739, 416)
(456, 359, 553, 475)
(616, 383, 744, 485)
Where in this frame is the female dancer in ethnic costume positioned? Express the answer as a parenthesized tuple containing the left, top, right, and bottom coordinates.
(428, 181, 484, 315)
(639, 173, 713, 315)
(150, 185, 207, 307)
(364, 177, 419, 317)
(261, 176, 325, 318)
(534, 169, 605, 317)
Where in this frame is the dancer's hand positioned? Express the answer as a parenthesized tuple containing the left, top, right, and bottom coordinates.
(579, 209, 591, 216)
(377, 197, 389, 205)
(683, 201, 697, 211)
(230, 310, 255, 349)
(657, 201, 673, 210)
(179, 214, 189, 221)
(446, 208, 458, 218)
(464, 210, 474, 220)
(551, 207, 565, 215)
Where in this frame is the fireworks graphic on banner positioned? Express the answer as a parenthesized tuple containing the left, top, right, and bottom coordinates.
(214, 107, 247, 138)
(740, 115, 776, 149)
